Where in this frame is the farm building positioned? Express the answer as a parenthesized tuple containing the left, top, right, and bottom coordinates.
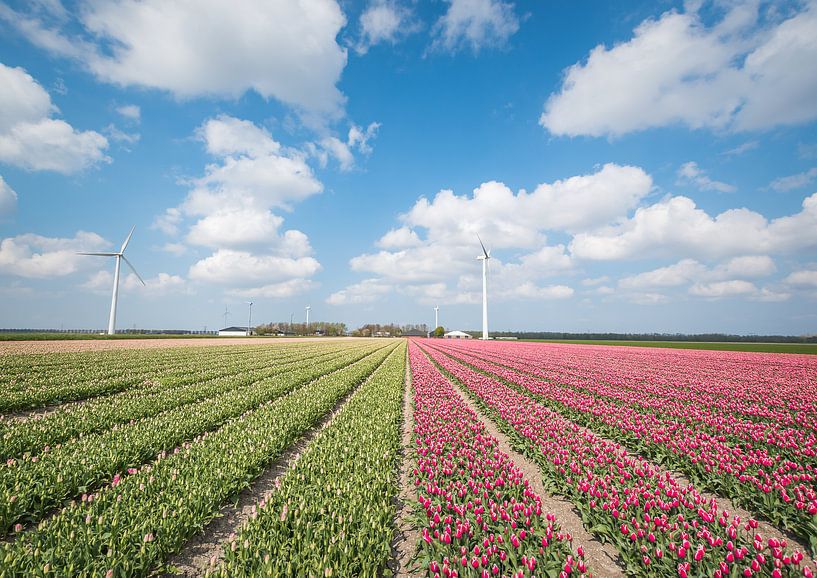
(444, 330, 472, 339)
(218, 326, 251, 336)
(403, 329, 426, 337)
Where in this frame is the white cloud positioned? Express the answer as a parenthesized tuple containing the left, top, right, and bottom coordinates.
(677, 161, 736, 193)
(83, 270, 190, 296)
(376, 227, 423, 249)
(343, 164, 649, 305)
(327, 278, 392, 305)
(188, 249, 321, 286)
(785, 269, 817, 288)
(356, 0, 413, 54)
(768, 167, 817, 192)
(183, 116, 322, 217)
(402, 163, 651, 242)
(619, 255, 775, 290)
(620, 259, 706, 290)
(541, 2, 817, 137)
(432, 0, 519, 53)
(103, 124, 140, 146)
(158, 242, 187, 256)
(159, 115, 324, 296)
(689, 279, 758, 298)
(228, 279, 317, 299)
(2, 0, 349, 118)
(581, 276, 609, 286)
(0, 231, 108, 278)
(116, 104, 140, 122)
(0, 63, 108, 173)
(571, 193, 817, 261)
(310, 122, 380, 171)
(0, 175, 18, 216)
(722, 140, 758, 157)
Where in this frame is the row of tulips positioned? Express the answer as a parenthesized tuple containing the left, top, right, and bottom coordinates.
(408, 341, 586, 578)
(419, 342, 815, 577)
(214, 342, 407, 576)
(444, 341, 817, 434)
(0, 343, 298, 412)
(0, 342, 388, 535)
(432, 342, 817, 553)
(0, 342, 399, 577)
(0, 343, 350, 459)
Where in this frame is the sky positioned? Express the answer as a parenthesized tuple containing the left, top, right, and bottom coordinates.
(1, 0, 816, 335)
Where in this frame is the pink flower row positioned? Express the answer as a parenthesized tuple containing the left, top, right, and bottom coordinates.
(419, 341, 814, 578)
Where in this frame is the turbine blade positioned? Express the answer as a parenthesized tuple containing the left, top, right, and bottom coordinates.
(121, 255, 146, 285)
(77, 252, 117, 256)
(476, 233, 489, 258)
(120, 225, 136, 253)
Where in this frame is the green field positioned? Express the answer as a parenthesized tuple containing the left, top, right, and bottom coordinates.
(523, 339, 817, 354)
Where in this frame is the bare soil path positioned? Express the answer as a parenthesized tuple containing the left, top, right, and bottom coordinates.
(391, 347, 422, 578)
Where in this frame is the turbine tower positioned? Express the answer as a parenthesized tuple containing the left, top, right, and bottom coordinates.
(246, 301, 253, 336)
(78, 225, 145, 335)
(434, 305, 439, 329)
(305, 305, 311, 330)
(477, 234, 490, 340)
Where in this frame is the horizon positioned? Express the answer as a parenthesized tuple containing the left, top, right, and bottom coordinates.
(1, 0, 817, 335)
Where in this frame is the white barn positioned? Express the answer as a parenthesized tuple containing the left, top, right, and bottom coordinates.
(444, 330, 472, 339)
(218, 326, 251, 336)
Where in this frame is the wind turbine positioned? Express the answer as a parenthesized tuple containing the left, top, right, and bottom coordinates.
(246, 302, 253, 336)
(477, 234, 490, 340)
(434, 305, 439, 329)
(78, 225, 145, 335)
(305, 305, 311, 330)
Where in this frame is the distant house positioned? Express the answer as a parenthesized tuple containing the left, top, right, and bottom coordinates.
(403, 329, 425, 337)
(219, 326, 251, 336)
(444, 330, 472, 339)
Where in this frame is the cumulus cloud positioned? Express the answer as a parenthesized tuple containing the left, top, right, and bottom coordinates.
(431, 0, 519, 53)
(571, 193, 817, 261)
(0, 175, 18, 216)
(619, 256, 776, 291)
(326, 278, 392, 305)
(677, 161, 736, 193)
(153, 115, 324, 296)
(339, 166, 651, 304)
(356, 0, 414, 54)
(541, 2, 817, 136)
(768, 167, 817, 192)
(1, 0, 348, 118)
(689, 279, 758, 298)
(0, 231, 108, 278)
(83, 270, 189, 296)
(188, 249, 321, 286)
(0, 62, 108, 173)
(785, 269, 817, 288)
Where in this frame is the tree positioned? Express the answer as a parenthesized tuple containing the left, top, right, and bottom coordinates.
(433, 326, 445, 337)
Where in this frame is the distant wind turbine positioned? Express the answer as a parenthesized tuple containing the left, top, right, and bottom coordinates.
(78, 225, 145, 335)
(305, 305, 311, 329)
(246, 301, 253, 336)
(477, 234, 490, 340)
(434, 305, 439, 329)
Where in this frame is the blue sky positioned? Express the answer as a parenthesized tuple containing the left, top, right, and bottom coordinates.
(1, 0, 816, 334)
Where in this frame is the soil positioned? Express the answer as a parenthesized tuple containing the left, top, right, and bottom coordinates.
(391, 347, 423, 578)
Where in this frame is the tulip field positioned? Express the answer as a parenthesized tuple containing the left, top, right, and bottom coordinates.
(1, 336, 815, 577)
